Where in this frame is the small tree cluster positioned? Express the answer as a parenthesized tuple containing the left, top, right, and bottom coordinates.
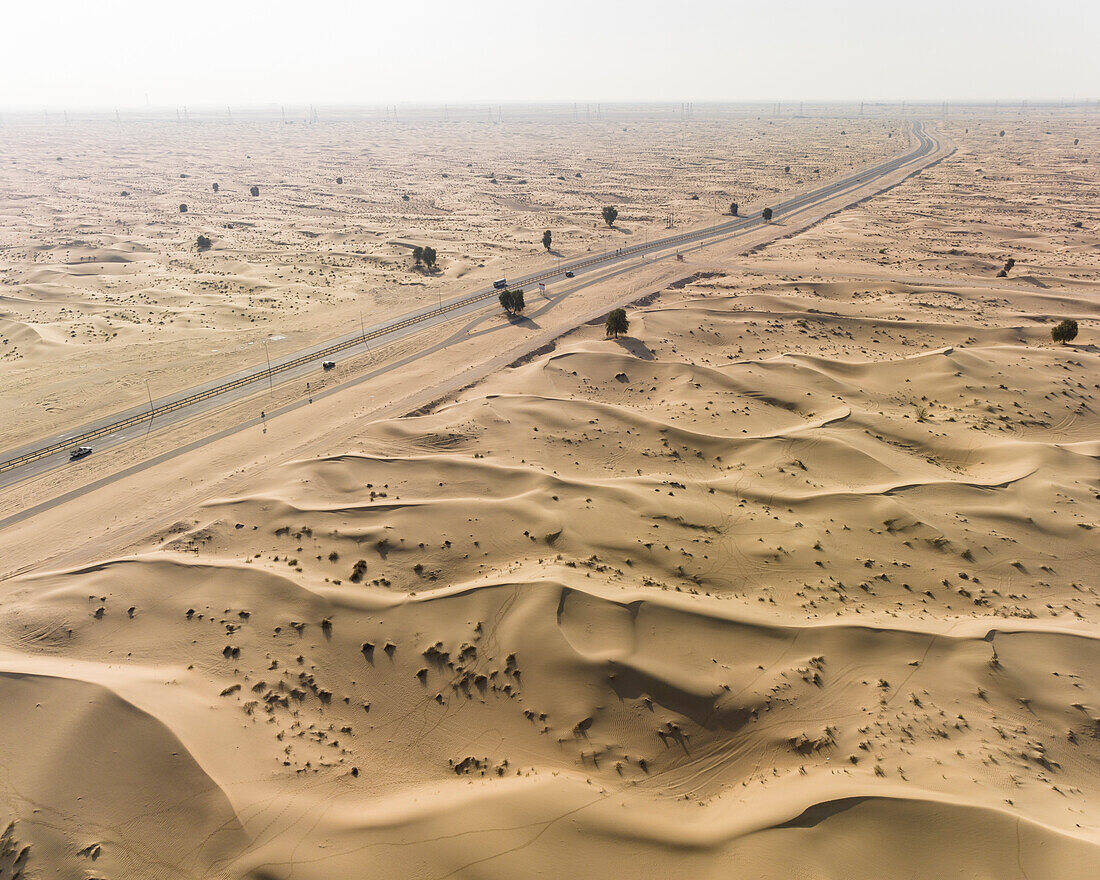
(605, 308, 629, 338)
(996, 257, 1015, 277)
(499, 289, 525, 316)
(412, 245, 438, 269)
(1051, 319, 1078, 345)
(602, 205, 618, 227)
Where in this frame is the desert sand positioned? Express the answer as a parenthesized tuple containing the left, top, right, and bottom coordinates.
(0, 106, 1097, 879)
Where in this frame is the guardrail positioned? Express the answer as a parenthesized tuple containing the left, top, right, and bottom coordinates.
(0, 122, 933, 476)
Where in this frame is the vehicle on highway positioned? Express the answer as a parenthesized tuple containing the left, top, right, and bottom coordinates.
(493, 278, 508, 290)
(69, 446, 93, 461)
(564, 271, 575, 278)
(322, 361, 336, 370)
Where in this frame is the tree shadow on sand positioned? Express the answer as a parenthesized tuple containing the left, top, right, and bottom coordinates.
(612, 336, 654, 360)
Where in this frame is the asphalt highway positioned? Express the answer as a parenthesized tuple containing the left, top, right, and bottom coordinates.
(0, 121, 938, 494)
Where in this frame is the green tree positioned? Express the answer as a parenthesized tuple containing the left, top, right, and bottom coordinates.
(762, 207, 773, 222)
(602, 206, 618, 227)
(605, 308, 629, 339)
(1051, 319, 1078, 345)
(499, 289, 525, 316)
(412, 246, 424, 267)
(542, 229, 552, 250)
(730, 202, 738, 216)
(422, 246, 438, 269)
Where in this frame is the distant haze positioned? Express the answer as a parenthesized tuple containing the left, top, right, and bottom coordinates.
(2, 0, 1097, 109)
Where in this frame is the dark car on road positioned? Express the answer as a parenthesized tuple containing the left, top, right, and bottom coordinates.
(564, 271, 575, 278)
(69, 446, 93, 461)
(322, 361, 336, 370)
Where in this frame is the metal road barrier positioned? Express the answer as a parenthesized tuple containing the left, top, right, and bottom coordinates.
(0, 123, 934, 476)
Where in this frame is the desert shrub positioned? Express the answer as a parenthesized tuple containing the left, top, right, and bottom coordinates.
(212, 182, 219, 192)
(179, 203, 188, 212)
(249, 185, 259, 197)
(1051, 319, 1078, 344)
(762, 207, 773, 221)
(730, 202, 738, 216)
(196, 234, 212, 251)
(349, 559, 368, 582)
(336, 176, 343, 184)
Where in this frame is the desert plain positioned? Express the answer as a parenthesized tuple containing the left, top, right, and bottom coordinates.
(0, 104, 1097, 879)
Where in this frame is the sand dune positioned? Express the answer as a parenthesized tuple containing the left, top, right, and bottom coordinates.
(0, 109, 1097, 877)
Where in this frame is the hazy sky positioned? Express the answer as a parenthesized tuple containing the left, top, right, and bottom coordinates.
(2, 0, 1097, 108)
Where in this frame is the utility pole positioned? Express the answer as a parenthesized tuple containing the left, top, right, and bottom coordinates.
(263, 339, 273, 396)
(359, 310, 375, 363)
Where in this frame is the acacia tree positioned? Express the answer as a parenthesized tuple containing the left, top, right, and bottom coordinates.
(605, 308, 629, 338)
(762, 207, 773, 222)
(542, 230, 552, 250)
(422, 246, 438, 269)
(730, 202, 738, 216)
(412, 246, 424, 267)
(602, 206, 618, 227)
(1051, 319, 1078, 345)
